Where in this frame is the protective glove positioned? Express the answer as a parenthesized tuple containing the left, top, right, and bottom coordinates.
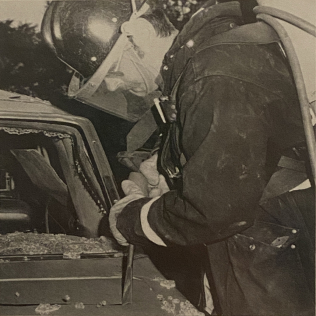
(139, 153, 170, 198)
(147, 174, 169, 198)
(109, 180, 144, 246)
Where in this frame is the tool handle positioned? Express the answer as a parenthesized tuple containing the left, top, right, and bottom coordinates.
(122, 244, 135, 305)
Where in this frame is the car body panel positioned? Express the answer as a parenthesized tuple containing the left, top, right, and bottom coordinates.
(0, 89, 197, 315)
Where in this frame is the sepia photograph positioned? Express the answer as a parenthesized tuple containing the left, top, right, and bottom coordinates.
(0, 0, 315, 315)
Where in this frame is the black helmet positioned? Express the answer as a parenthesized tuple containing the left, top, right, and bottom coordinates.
(41, 0, 156, 122)
(42, 0, 135, 78)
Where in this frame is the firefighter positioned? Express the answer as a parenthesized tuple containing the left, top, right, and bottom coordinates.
(42, 1, 315, 315)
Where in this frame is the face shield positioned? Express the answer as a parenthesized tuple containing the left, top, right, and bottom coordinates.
(68, 0, 160, 122)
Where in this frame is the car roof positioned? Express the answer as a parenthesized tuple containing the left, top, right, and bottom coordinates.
(0, 89, 71, 116)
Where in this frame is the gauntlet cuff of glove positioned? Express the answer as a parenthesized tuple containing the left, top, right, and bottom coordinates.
(117, 197, 155, 247)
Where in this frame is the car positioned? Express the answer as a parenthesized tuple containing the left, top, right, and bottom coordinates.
(0, 89, 202, 316)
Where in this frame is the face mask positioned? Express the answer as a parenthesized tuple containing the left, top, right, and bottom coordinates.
(109, 42, 162, 96)
(130, 48, 163, 95)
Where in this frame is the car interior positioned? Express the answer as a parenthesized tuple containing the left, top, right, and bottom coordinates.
(0, 129, 105, 238)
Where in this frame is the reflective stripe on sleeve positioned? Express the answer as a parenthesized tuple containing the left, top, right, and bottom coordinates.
(140, 196, 167, 247)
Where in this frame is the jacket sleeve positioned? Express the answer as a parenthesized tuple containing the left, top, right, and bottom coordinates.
(117, 74, 271, 247)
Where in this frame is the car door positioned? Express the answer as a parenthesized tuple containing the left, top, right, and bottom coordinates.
(0, 89, 120, 237)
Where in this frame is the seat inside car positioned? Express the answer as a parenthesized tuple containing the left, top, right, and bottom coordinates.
(0, 131, 78, 236)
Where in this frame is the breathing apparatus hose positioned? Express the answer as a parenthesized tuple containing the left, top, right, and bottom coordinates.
(254, 6, 316, 190)
(254, 6, 316, 36)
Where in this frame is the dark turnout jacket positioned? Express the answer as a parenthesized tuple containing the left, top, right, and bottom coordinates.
(117, 2, 315, 315)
